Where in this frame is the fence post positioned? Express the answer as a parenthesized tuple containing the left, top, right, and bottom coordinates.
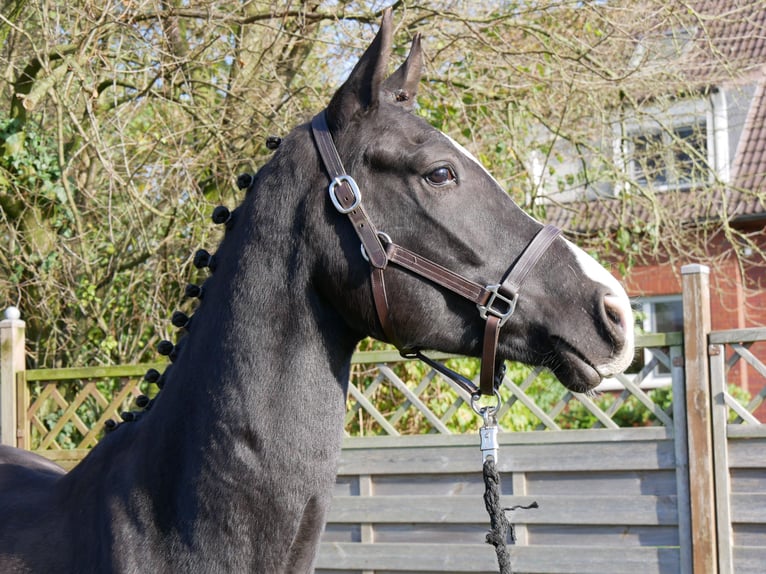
(1, 306, 25, 447)
(681, 264, 717, 574)
(709, 340, 733, 574)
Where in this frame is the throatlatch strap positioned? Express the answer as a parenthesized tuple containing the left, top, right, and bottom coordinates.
(371, 267, 399, 346)
(480, 315, 504, 395)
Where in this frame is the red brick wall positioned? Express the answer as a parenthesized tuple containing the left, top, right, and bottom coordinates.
(622, 259, 752, 331)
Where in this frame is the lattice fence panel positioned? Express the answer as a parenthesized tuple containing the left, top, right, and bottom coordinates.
(346, 343, 682, 436)
(710, 329, 766, 425)
(23, 370, 158, 451)
(20, 337, 687, 449)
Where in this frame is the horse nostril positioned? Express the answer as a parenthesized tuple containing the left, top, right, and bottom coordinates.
(603, 294, 628, 342)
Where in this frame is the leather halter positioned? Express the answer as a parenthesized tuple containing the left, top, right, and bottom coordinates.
(311, 110, 561, 396)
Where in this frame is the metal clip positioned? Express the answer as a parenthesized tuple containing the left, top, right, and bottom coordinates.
(479, 415, 499, 464)
(473, 390, 501, 464)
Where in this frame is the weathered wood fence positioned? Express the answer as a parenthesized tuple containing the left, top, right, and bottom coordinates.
(1, 264, 765, 573)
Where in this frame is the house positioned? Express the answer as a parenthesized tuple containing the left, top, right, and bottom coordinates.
(533, 1, 766, 395)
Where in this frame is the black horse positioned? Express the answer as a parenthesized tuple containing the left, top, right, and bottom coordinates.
(0, 10, 633, 573)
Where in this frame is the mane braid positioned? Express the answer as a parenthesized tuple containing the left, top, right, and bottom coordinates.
(110, 168, 258, 431)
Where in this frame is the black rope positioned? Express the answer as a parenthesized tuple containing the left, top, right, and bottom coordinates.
(483, 456, 513, 573)
(482, 456, 539, 574)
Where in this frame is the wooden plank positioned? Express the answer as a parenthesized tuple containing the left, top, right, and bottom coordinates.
(315, 542, 680, 574)
(733, 546, 766, 574)
(341, 427, 672, 451)
(24, 362, 167, 382)
(670, 343, 693, 574)
(0, 314, 25, 446)
(710, 344, 734, 574)
(41, 432, 679, 480)
(727, 425, 766, 439)
(729, 468, 766, 493)
(525, 469, 678, 496)
(733, 524, 766, 546)
(727, 437, 766, 468)
(326, 494, 678, 526)
(350, 349, 456, 364)
(337, 438, 677, 475)
(730, 493, 766, 523)
(16, 371, 30, 450)
(709, 327, 766, 345)
(528, 524, 679, 547)
(635, 331, 683, 347)
(680, 264, 717, 574)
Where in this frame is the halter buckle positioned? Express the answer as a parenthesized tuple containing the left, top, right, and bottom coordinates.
(328, 175, 362, 214)
(477, 285, 517, 326)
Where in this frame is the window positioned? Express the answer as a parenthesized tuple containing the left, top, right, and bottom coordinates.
(628, 121, 708, 189)
(635, 296, 683, 335)
(629, 295, 684, 386)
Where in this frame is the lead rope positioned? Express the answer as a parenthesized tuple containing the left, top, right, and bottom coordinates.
(476, 399, 538, 574)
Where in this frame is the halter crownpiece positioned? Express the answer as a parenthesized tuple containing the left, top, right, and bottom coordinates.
(311, 110, 561, 397)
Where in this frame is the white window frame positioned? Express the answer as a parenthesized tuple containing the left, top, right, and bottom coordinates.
(615, 98, 715, 193)
(633, 295, 683, 387)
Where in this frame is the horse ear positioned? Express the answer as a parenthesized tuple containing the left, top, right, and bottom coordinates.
(381, 34, 423, 110)
(325, 9, 393, 133)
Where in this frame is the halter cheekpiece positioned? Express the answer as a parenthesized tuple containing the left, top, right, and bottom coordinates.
(311, 110, 561, 398)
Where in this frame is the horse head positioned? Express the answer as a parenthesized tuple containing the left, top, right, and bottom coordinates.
(311, 10, 634, 394)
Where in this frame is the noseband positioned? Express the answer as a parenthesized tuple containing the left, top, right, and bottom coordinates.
(311, 111, 561, 398)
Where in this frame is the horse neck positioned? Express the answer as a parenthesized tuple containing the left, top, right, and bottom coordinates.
(69, 134, 359, 538)
(148, 141, 357, 459)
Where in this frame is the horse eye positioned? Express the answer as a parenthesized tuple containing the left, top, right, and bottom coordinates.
(425, 166, 456, 187)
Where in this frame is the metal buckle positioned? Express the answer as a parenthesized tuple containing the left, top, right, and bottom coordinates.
(328, 175, 361, 214)
(477, 284, 517, 326)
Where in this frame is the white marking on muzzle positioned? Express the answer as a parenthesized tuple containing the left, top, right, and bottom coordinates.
(567, 240, 635, 376)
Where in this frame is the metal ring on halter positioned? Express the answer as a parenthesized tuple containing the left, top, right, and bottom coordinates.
(471, 388, 502, 419)
(360, 232, 392, 262)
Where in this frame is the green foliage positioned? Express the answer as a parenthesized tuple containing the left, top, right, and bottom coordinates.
(2, 0, 760, 373)
(559, 386, 673, 429)
(0, 115, 68, 221)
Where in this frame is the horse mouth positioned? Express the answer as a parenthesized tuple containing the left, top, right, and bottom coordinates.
(549, 337, 602, 393)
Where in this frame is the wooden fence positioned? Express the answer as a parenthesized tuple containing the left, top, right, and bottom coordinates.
(1, 264, 765, 573)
